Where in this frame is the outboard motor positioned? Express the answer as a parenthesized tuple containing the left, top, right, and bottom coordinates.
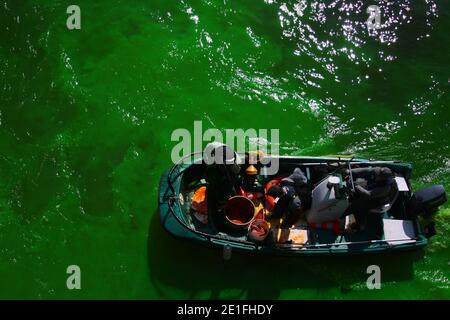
(406, 185, 447, 238)
(407, 185, 447, 219)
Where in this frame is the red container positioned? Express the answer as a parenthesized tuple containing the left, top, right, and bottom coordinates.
(224, 196, 256, 233)
(248, 219, 270, 242)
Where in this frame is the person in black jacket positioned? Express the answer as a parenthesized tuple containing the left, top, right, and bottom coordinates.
(344, 166, 396, 231)
(268, 168, 310, 228)
(204, 144, 241, 230)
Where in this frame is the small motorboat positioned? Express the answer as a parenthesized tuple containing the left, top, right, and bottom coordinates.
(158, 148, 446, 257)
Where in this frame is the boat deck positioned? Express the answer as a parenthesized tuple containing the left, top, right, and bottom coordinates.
(186, 188, 395, 250)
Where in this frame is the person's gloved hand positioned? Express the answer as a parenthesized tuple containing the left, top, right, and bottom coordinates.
(348, 188, 357, 201)
(289, 196, 302, 211)
(282, 186, 296, 198)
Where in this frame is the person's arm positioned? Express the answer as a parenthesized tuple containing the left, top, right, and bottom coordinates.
(355, 184, 372, 197)
(366, 185, 391, 199)
(349, 167, 375, 177)
(355, 184, 391, 199)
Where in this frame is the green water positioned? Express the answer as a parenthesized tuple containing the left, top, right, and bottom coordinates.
(0, 0, 449, 299)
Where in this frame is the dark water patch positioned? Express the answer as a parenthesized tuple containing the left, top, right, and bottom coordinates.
(9, 154, 61, 220)
(147, 212, 421, 299)
(68, 122, 157, 218)
(0, 4, 79, 144)
(77, 156, 115, 217)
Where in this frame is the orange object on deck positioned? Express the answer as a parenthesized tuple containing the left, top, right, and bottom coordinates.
(245, 164, 258, 175)
(191, 186, 207, 214)
(264, 175, 288, 212)
(248, 219, 270, 241)
(224, 196, 255, 225)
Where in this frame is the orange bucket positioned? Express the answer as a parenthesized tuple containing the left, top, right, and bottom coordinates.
(224, 196, 256, 233)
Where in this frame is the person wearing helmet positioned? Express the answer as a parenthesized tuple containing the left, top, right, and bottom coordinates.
(267, 167, 309, 228)
(204, 143, 241, 231)
(344, 166, 396, 231)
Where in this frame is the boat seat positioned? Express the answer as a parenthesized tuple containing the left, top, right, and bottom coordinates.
(382, 219, 416, 245)
(369, 177, 403, 214)
(370, 188, 399, 214)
